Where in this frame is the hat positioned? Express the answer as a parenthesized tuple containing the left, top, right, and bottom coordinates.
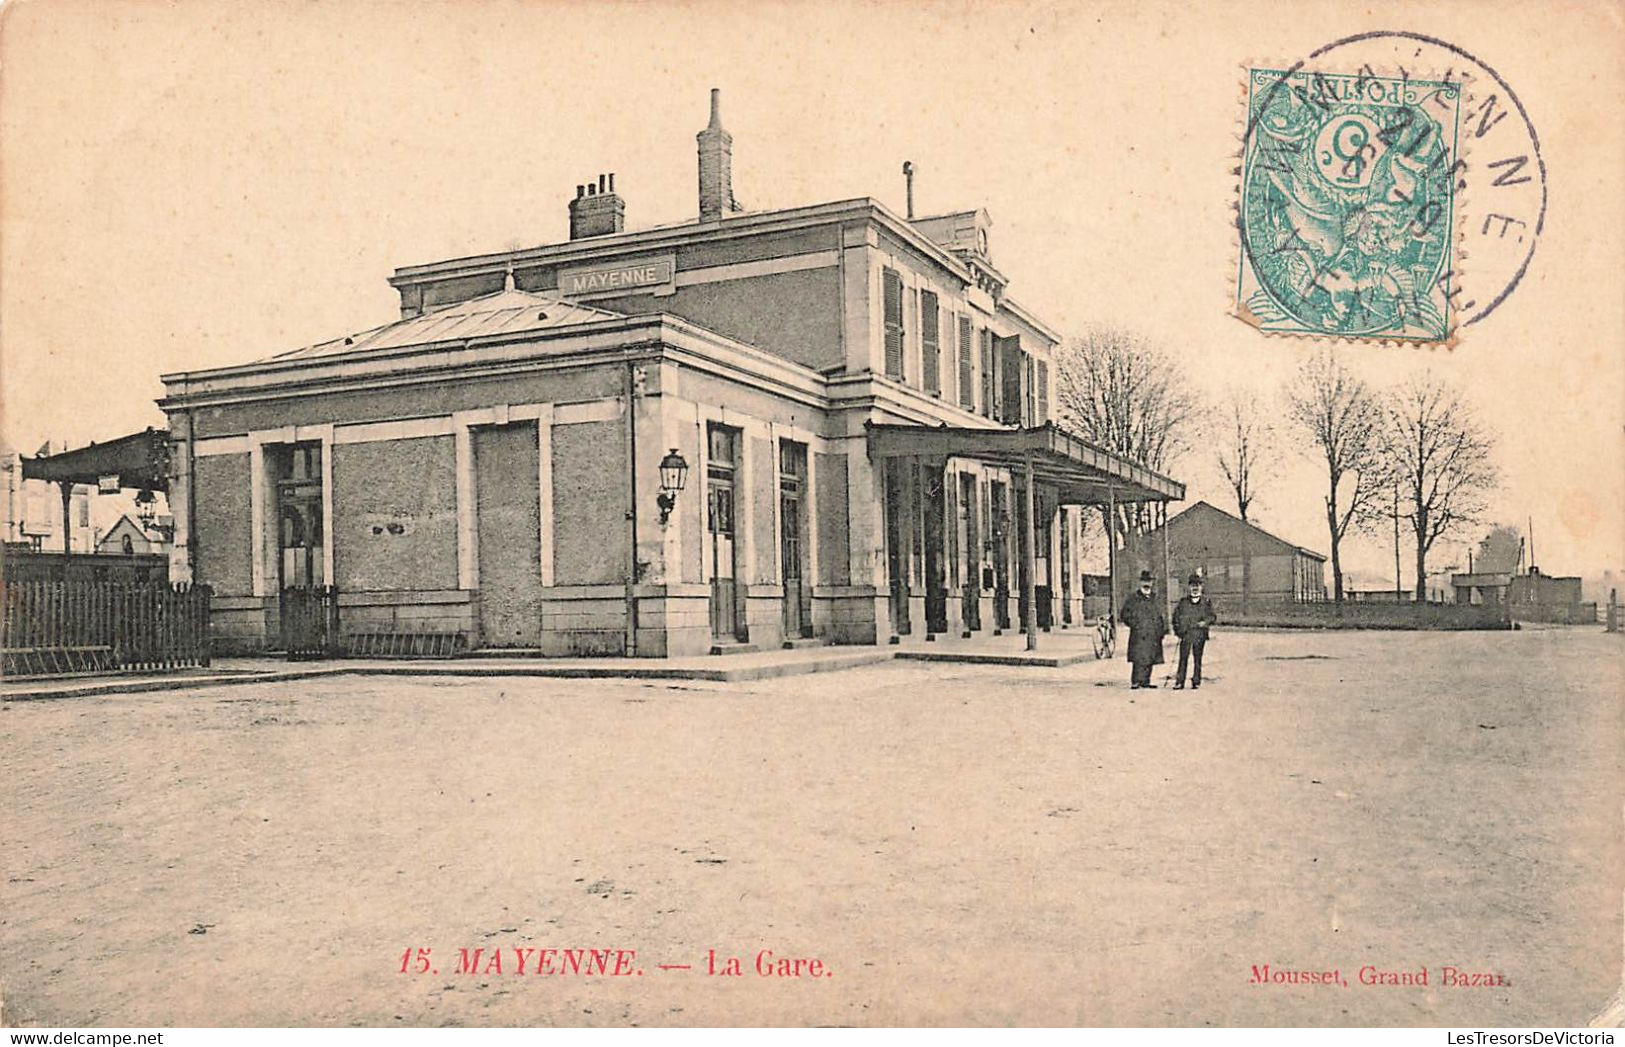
(1138, 570, 1153, 583)
(1187, 572, 1203, 585)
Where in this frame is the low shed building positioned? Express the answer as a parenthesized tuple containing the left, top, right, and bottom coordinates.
(1134, 501, 1326, 608)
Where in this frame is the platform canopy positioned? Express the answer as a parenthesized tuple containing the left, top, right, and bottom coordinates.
(21, 427, 171, 493)
(865, 421, 1183, 504)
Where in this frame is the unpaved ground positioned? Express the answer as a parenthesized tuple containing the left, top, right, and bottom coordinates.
(2, 628, 1620, 1027)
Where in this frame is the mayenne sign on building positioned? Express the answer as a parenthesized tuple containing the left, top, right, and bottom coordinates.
(558, 257, 675, 296)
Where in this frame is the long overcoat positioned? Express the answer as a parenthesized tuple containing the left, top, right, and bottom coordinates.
(1172, 596, 1219, 642)
(1119, 590, 1167, 666)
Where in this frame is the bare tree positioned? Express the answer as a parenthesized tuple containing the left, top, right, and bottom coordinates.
(1214, 389, 1276, 524)
(1384, 375, 1498, 602)
(1054, 326, 1199, 542)
(1286, 351, 1390, 603)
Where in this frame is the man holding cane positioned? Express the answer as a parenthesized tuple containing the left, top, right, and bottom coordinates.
(1172, 572, 1218, 690)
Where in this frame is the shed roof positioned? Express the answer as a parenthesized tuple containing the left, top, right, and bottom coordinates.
(1154, 500, 1327, 561)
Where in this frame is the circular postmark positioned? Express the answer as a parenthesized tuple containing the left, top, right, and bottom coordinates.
(1237, 31, 1547, 337)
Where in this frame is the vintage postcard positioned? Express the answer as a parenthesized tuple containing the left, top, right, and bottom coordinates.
(1, 0, 1620, 1033)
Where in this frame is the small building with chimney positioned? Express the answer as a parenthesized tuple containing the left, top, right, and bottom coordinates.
(159, 91, 1181, 657)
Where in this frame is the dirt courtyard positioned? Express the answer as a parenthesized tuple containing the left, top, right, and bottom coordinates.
(2, 627, 1620, 1027)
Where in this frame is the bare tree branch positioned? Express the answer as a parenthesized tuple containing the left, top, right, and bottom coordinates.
(1053, 325, 1200, 547)
(1286, 350, 1390, 603)
(1382, 374, 1499, 601)
(1213, 388, 1277, 524)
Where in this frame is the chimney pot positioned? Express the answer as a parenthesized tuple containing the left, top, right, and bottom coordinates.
(568, 172, 626, 240)
(698, 88, 740, 221)
(608, 173, 615, 192)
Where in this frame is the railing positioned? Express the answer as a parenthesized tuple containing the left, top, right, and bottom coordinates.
(1, 579, 212, 676)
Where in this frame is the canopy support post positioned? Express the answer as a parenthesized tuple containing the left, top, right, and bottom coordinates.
(59, 481, 73, 580)
(1023, 450, 1038, 651)
(1106, 483, 1117, 620)
(1161, 499, 1172, 624)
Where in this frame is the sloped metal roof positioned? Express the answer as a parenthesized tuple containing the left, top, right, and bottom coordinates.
(21, 427, 172, 492)
(262, 286, 625, 363)
(865, 422, 1184, 504)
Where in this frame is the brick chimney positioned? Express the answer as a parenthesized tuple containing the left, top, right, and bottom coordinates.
(697, 88, 741, 222)
(568, 173, 625, 239)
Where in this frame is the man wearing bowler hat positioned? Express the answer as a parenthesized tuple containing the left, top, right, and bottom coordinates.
(1119, 569, 1167, 689)
(1172, 571, 1219, 690)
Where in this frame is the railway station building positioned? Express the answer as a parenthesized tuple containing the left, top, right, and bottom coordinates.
(159, 91, 1182, 657)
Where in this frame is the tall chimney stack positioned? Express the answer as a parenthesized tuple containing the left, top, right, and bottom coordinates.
(697, 88, 741, 222)
(569, 172, 625, 239)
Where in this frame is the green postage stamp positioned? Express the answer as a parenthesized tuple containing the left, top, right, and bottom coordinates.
(1235, 68, 1464, 344)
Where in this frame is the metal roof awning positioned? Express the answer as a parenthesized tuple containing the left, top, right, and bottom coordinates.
(866, 421, 1184, 504)
(21, 428, 171, 492)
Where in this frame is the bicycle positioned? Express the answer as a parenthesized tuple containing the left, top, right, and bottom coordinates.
(1092, 614, 1116, 660)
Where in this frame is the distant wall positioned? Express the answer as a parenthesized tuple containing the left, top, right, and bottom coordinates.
(1220, 601, 1512, 630)
(1510, 603, 1598, 625)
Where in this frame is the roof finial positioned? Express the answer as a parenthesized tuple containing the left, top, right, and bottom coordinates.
(503, 262, 516, 292)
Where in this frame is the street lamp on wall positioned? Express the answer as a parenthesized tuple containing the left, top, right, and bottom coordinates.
(134, 488, 157, 529)
(656, 448, 688, 527)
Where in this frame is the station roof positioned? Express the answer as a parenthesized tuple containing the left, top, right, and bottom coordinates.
(262, 284, 625, 363)
(865, 422, 1184, 504)
(20, 427, 171, 492)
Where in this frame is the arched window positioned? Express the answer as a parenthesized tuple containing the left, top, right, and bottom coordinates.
(121, 533, 134, 556)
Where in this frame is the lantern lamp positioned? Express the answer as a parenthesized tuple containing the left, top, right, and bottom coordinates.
(656, 448, 688, 526)
(134, 488, 158, 528)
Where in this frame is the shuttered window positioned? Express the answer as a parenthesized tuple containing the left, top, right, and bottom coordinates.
(1036, 360, 1049, 424)
(921, 291, 940, 396)
(979, 329, 996, 419)
(957, 315, 974, 410)
(883, 268, 904, 380)
(1024, 355, 1036, 425)
(999, 336, 1023, 425)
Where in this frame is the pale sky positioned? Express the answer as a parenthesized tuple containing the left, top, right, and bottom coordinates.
(3, 0, 1621, 587)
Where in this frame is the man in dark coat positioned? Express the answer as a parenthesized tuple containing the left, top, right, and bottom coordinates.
(1172, 572, 1219, 689)
(1119, 569, 1167, 688)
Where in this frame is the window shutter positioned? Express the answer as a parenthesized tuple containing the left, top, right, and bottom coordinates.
(921, 291, 940, 396)
(1024, 354, 1036, 426)
(882, 268, 904, 380)
(979, 329, 996, 419)
(998, 336, 1023, 425)
(1036, 361, 1049, 424)
(957, 315, 974, 410)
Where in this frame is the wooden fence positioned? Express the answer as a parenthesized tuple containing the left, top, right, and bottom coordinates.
(1, 579, 212, 676)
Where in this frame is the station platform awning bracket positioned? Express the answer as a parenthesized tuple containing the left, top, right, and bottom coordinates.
(864, 421, 1183, 504)
(20, 427, 172, 493)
